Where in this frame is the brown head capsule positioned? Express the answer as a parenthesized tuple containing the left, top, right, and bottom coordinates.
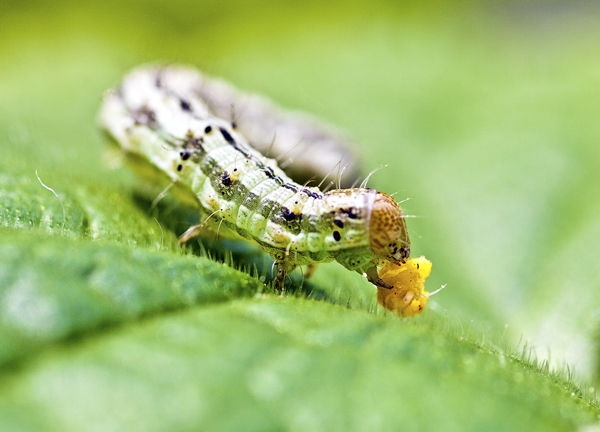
(369, 192, 410, 265)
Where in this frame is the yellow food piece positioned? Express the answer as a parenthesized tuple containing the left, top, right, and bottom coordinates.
(376, 256, 432, 317)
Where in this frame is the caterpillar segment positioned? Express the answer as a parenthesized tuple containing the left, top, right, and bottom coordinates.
(99, 65, 411, 290)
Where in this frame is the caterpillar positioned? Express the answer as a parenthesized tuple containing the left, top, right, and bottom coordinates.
(99, 65, 411, 289)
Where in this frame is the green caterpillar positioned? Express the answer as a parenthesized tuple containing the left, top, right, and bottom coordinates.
(99, 65, 410, 288)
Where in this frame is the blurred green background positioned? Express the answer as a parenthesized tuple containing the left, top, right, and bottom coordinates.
(2, 1, 600, 430)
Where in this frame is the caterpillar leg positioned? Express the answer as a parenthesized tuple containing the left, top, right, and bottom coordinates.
(179, 209, 225, 245)
(304, 263, 318, 279)
(179, 223, 204, 244)
(276, 261, 297, 291)
(366, 266, 393, 289)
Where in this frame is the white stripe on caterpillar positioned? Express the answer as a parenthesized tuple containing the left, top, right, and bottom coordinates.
(99, 65, 410, 289)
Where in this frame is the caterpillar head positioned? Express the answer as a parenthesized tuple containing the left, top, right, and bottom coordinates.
(369, 192, 410, 265)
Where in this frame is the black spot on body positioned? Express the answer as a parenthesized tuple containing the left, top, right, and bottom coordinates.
(222, 173, 232, 186)
(333, 231, 341, 241)
(205, 125, 212, 134)
(177, 164, 182, 172)
(334, 220, 344, 229)
(272, 208, 303, 235)
(341, 207, 360, 219)
(281, 208, 296, 221)
(211, 170, 240, 201)
(231, 121, 237, 129)
(219, 127, 235, 144)
(180, 99, 191, 111)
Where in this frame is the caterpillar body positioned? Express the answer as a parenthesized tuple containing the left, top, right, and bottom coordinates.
(99, 65, 410, 288)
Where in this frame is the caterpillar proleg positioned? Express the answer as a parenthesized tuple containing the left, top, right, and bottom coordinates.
(99, 65, 411, 289)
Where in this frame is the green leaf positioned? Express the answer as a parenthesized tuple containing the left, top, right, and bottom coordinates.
(0, 229, 262, 368)
(0, 295, 598, 431)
